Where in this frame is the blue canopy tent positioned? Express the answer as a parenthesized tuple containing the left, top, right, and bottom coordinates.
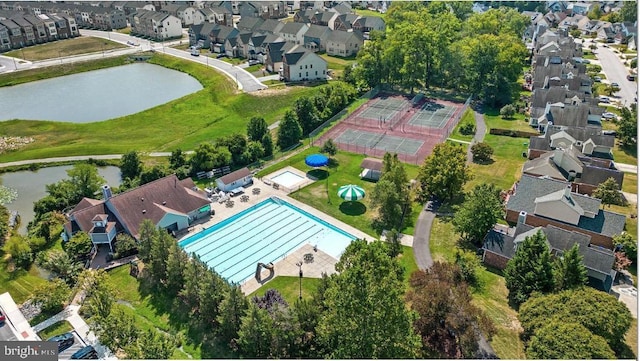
(305, 154, 329, 168)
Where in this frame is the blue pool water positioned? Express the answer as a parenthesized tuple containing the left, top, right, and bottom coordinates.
(179, 197, 356, 284)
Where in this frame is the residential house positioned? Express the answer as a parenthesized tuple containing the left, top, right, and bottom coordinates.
(352, 15, 385, 37)
(257, 18, 285, 34)
(330, 13, 359, 31)
(131, 10, 182, 40)
(9, 16, 35, 45)
(216, 167, 253, 192)
(0, 19, 23, 48)
(597, 22, 615, 42)
(523, 147, 624, 195)
(23, 14, 48, 43)
(160, 4, 197, 27)
(189, 21, 217, 49)
(265, 37, 295, 72)
(209, 6, 233, 26)
(252, 1, 287, 19)
(0, 23, 10, 51)
(64, 175, 212, 251)
(310, 10, 336, 26)
(280, 44, 327, 81)
(504, 174, 626, 249)
(294, 8, 315, 23)
(326, 29, 363, 57)
(529, 125, 615, 158)
(248, 32, 278, 63)
(49, 14, 73, 39)
(568, 2, 593, 16)
(303, 23, 330, 52)
(37, 14, 58, 41)
(209, 24, 239, 53)
(236, 15, 264, 32)
(483, 223, 616, 291)
(278, 21, 308, 45)
(90, 7, 126, 30)
(233, 31, 253, 58)
(529, 98, 602, 130)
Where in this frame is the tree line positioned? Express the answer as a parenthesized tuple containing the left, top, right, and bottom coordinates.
(348, 2, 529, 107)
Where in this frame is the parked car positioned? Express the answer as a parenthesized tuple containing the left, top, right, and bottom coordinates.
(48, 332, 75, 352)
(0, 310, 5, 324)
(603, 130, 617, 136)
(71, 346, 98, 359)
(602, 112, 617, 120)
(599, 95, 610, 103)
(248, 59, 260, 66)
(593, 76, 602, 82)
(611, 82, 619, 87)
(627, 74, 636, 81)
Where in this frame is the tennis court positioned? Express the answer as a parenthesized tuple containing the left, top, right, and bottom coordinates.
(334, 128, 424, 155)
(408, 101, 458, 129)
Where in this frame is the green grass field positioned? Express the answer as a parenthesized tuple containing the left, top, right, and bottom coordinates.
(4, 37, 127, 61)
(0, 54, 323, 162)
(37, 320, 73, 341)
(0, 262, 47, 304)
(449, 108, 475, 142)
(467, 134, 528, 191)
(622, 173, 637, 194)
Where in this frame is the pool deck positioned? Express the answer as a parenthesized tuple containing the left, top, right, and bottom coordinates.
(178, 177, 381, 295)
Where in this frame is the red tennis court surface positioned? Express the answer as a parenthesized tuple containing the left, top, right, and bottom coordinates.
(315, 92, 468, 164)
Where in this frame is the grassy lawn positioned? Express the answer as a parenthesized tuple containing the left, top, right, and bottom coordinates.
(37, 320, 73, 341)
(105, 266, 233, 359)
(613, 143, 638, 165)
(354, 9, 385, 17)
(0, 261, 47, 304)
(467, 134, 528, 191)
(0, 54, 323, 162)
(319, 53, 356, 76)
(429, 217, 526, 359)
(449, 108, 475, 142)
(261, 147, 420, 237)
(622, 173, 637, 194)
(483, 108, 534, 132)
(4, 37, 127, 61)
(626, 318, 638, 358)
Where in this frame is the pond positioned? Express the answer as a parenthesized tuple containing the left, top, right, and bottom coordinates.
(0, 63, 203, 122)
(1, 165, 121, 234)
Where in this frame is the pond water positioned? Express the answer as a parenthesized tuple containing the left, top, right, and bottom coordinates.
(0, 63, 203, 122)
(1, 165, 121, 234)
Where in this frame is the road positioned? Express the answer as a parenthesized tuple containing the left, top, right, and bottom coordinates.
(0, 29, 267, 92)
(591, 41, 637, 107)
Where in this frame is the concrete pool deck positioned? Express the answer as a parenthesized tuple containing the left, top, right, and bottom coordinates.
(177, 177, 378, 295)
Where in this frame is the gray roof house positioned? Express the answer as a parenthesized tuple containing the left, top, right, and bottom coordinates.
(257, 18, 285, 34)
(303, 23, 331, 52)
(504, 174, 627, 249)
(326, 29, 363, 57)
(352, 15, 385, 34)
(278, 21, 308, 45)
(236, 15, 265, 32)
(483, 223, 617, 292)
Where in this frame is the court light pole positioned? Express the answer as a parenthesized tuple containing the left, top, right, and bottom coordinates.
(296, 261, 303, 300)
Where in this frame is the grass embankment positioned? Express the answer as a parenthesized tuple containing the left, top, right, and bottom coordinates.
(449, 108, 475, 142)
(257, 147, 421, 237)
(105, 266, 233, 359)
(0, 263, 47, 304)
(37, 320, 73, 341)
(0, 54, 324, 162)
(4, 37, 127, 61)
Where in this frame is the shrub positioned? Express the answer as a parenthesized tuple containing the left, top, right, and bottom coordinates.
(459, 122, 476, 136)
(471, 142, 494, 162)
(500, 104, 516, 119)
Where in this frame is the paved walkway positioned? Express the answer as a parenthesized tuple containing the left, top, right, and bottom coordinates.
(412, 209, 435, 269)
(617, 162, 638, 174)
(466, 108, 487, 163)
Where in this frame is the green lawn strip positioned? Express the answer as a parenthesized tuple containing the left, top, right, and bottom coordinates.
(249, 276, 322, 304)
(4, 37, 127, 61)
(622, 173, 637, 194)
(354, 8, 385, 17)
(613, 143, 638, 165)
(429, 217, 526, 359)
(448, 108, 475, 142)
(0, 55, 323, 162)
(37, 320, 73, 341)
(483, 108, 534, 132)
(626, 318, 638, 358)
(467, 134, 528, 192)
(398, 245, 418, 284)
(319, 54, 357, 69)
(0, 262, 47, 304)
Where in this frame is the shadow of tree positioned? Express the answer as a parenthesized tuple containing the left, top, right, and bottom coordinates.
(339, 201, 366, 216)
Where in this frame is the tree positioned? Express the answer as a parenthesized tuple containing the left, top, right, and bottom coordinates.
(64, 231, 93, 260)
(552, 244, 588, 291)
(0, 203, 10, 241)
(37, 250, 82, 286)
(604, 82, 620, 96)
(164, 239, 188, 297)
(470, 142, 494, 163)
(320, 139, 337, 157)
(67, 163, 105, 200)
(614, 251, 632, 271)
(190, 143, 231, 173)
(92, 305, 141, 356)
(592, 177, 623, 208)
(370, 153, 411, 230)
(168, 148, 187, 169)
(293, 96, 320, 136)
(620, 0, 637, 22)
(618, 106, 637, 148)
(127, 329, 175, 360)
(454, 249, 482, 286)
(277, 110, 303, 150)
(385, 228, 402, 258)
(113, 234, 137, 259)
(261, 133, 274, 157)
(139, 165, 168, 185)
(32, 278, 70, 314)
(519, 287, 632, 353)
(137, 219, 156, 263)
(499, 104, 516, 119)
(417, 143, 471, 203)
(120, 151, 142, 181)
(217, 285, 249, 345)
(237, 303, 275, 358)
(317, 240, 422, 359)
(452, 183, 503, 244)
(247, 116, 269, 142)
(243, 141, 264, 164)
(504, 230, 554, 307)
(587, 5, 603, 20)
(3, 235, 32, 269)
(526, 321, 615, 359)
(613, 232, 637, 263)
(406, 262, 494, 358)
(217, 133, 248, 165)
(252, 289, 288, 312)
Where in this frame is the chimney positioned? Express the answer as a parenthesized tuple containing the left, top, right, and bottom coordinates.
(102, 185, 112, 200)
(564, 185, 572, 198)
(518, 211, 527, 225)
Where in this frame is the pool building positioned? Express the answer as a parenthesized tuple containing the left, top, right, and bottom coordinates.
(179, 196, 357, 284)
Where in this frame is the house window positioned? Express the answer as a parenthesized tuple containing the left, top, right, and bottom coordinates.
(310, 64, 313, 68)
(315, 70, 317, 75)
(299, 73, 301, 77)
(323, 70, 325, 74)
(300, 65, 302, 69)
(305, 64, 307, 69)
(306, 71, 308, 76)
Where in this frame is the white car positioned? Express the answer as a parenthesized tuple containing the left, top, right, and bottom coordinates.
(602, 112, 617, 120)
(599, 96, 610, 103)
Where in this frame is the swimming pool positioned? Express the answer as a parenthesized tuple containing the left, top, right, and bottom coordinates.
(270, 170, 306, 189)
(179, 197, 356, 284)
